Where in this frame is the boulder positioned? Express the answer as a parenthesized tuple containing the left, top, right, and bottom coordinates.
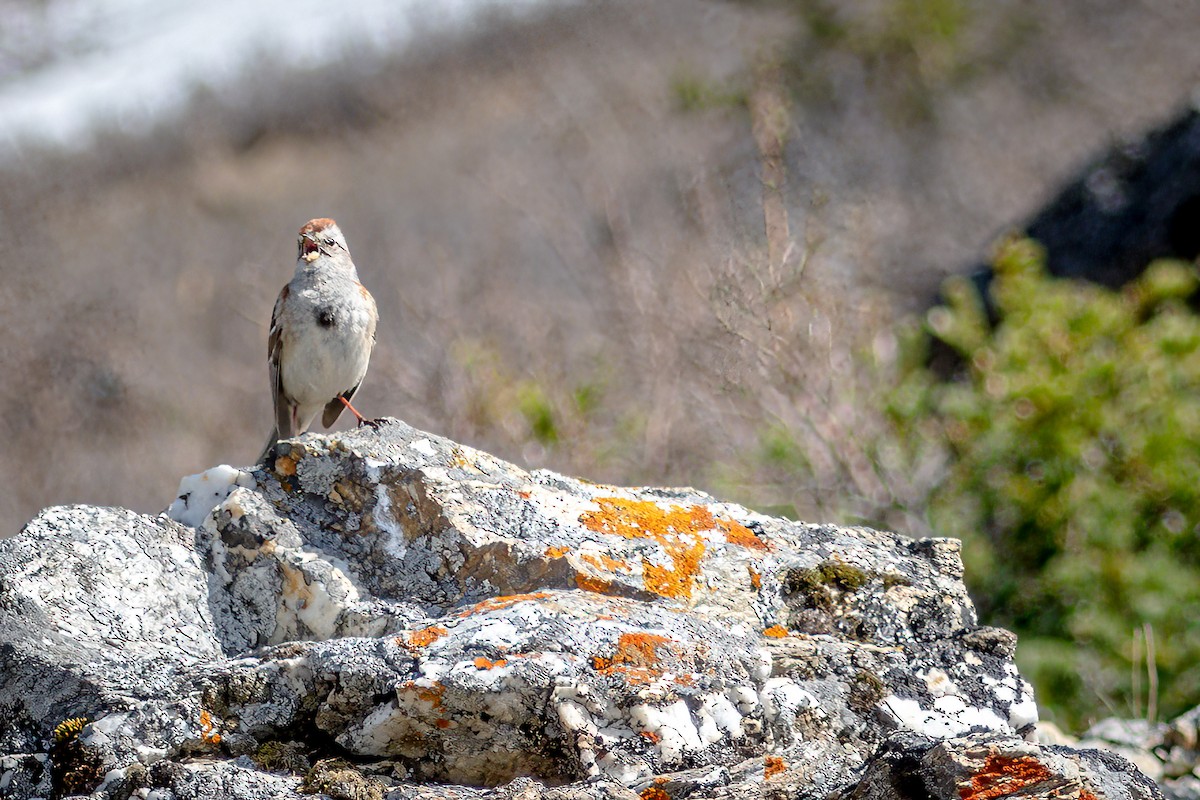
(965, 107, 1200, 294)
(0, 420, 1158, 799)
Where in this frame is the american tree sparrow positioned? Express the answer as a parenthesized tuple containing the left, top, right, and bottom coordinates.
(259, 218, 378, 462)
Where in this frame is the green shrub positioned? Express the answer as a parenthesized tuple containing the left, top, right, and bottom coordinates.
(890, 237, 1200, 728)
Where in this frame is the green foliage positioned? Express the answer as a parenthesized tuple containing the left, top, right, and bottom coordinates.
(517, 381, 559, 445)
(891, 237, 1200, 728)
(671, 72, 748, 113)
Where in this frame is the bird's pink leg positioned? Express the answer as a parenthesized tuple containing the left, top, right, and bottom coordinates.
(339, 395, 370, 427)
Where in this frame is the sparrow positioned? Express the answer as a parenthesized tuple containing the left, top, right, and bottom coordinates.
(259, 218, 378, 462)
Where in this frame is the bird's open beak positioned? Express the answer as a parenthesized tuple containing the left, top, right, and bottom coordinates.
(300, 234, 321, 262)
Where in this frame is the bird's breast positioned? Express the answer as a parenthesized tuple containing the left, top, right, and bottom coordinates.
(280, 281, 375, 406)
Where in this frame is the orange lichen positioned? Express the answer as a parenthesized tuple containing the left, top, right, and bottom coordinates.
(961, 754, 1055, 800)
(720, 519, 768, 550)
(643, 539, 705, 599)
(640, 788, 670, 800)
(763, 625, 789, 638)
(614, 632, 672, 666)
(575, 573, 614, 594)
(581, 553, 632, 573)
(402, 626, 447, 649)
(435, 718, 453, 729)
(748, 565, 762, 590)
(273, 455, 297, 477)
(639, 731, 661, 744)
(518, 490, 532, 499)
(581, 497, 723, 600)
(399, 681, 445, 709)
(593, 633, 676, 685)
(460, 592, 554, 617)
(674, 673, 695, 687)
(610, 667, 661, 685)
(473, 657, 508, 670)
(545, 545, 571, 558)
(198, 710, 221, 745)
(764, 755, 785, 779)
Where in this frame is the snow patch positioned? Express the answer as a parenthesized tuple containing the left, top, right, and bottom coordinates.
(0, 0, 567, 153)
(167, 465, 254, 527)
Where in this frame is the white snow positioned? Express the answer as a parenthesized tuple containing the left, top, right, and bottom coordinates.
(166, 465, 254, 528)
(0, 0, 567, 154)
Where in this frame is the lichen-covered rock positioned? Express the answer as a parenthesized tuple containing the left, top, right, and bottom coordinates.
(0, 420, 1155, 799)
(846, 731, 1162, 800)
(0, 506, 220, 754)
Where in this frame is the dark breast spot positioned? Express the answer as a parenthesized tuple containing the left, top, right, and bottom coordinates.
(316, 308, 336, 328)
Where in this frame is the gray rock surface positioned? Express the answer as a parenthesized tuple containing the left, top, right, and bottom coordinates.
(1069, 708, 1200, 800)
(847, 731, 1162, 800)
(0, 420, 1159, 799)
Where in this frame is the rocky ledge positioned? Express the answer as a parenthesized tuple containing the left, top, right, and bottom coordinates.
(0, 420, 1161, 799)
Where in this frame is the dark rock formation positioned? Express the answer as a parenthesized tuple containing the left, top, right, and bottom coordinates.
(970, 106, 1200, 293)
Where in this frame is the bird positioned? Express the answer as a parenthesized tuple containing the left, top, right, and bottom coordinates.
(259, 218, 378, 463)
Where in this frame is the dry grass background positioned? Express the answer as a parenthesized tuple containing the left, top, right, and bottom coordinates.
(1, 0, 1199, 537)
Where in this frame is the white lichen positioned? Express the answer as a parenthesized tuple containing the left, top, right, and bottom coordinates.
(881, 694, 1009, 738)
(365, 458, 407, 561)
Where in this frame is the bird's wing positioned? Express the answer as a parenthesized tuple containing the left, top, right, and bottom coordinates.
(269, 283, 292, 439)
(322, 380, 363, 429)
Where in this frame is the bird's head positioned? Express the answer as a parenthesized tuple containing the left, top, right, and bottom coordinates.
(297, 218, 347, 262)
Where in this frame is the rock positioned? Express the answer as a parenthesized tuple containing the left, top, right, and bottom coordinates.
(1162, 775, 1200, 800)
(846, 731, 1162, 800)
(967, 107, 1200, 292)
(1033, 720, 1077, 747)
(1074, 706, 1200, 799)
(1081, 719, 1170, 781)
(0, 420, 1157, 799)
